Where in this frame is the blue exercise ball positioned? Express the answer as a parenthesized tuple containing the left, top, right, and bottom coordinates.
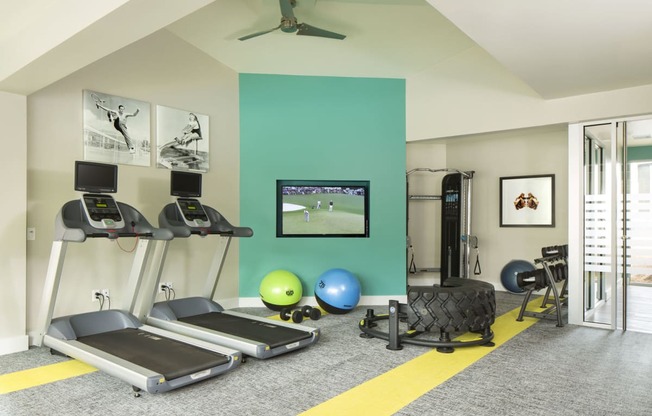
(314, 268, 361, 314)
(500, 260, 535, 293)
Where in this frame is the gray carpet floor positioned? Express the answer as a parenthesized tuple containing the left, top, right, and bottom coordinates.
(2, 292, 652, 416)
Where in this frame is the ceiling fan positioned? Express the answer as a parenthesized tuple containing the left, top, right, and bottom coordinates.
(238, 0, 346, 41)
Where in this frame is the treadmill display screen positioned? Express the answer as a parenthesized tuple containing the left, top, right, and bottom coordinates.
(74, 161, 118, 193)
(177, 199, 208, 221)
(83, 195, 122, 222)
(171, 171, 202, 197)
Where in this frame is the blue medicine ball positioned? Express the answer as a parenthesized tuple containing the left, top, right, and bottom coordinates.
(314, 268, 361, 314)
(500, 260, 535, 294)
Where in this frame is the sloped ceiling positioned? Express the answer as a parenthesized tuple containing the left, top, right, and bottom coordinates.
(2, 0, 652, 101)
(428, 0, 652, 99)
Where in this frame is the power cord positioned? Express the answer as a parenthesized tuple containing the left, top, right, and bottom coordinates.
(116, 221, 139, 253)
(116, 236, 139, 253)
(160, 284, 176, 301)
(97, 293, 104, 310)
(94, 292, 112, 311)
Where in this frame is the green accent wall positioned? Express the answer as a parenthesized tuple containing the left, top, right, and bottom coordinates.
(239, 74, 406, 298)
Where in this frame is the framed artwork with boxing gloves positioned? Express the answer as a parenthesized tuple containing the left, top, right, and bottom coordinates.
(500, 174, 555, 227)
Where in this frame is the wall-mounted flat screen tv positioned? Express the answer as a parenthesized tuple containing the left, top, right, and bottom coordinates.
(74, 161, 118, 194)
(276, 180, 370, 238)
(170, 170, 202, 198)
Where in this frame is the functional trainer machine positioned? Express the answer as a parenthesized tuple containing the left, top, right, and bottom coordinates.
(359, 168, 495, 353)
(406, 168, 478, 286)
(140, 171, 319, 359)
(35, 162, 241, 396)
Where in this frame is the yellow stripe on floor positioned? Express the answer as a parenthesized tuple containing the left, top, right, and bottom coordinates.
(0, 360, 97, 394)
(300, 300, 543, 416)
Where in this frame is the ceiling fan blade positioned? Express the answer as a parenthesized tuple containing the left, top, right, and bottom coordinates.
(296, 23, 346, 40)
(279, 0, 296, 20)
(238, 24, 282, 41)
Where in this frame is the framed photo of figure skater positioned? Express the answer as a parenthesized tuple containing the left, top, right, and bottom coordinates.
(156, 105, 209, 172)
(82, 90, 151, 167)
(499, 174, 555, 227)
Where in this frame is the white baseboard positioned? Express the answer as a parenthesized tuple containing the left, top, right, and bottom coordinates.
(0, 335, 29, 356)
(237, 295, 407, 308)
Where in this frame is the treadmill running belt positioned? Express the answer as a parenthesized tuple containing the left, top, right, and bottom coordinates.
(179, 312, 312, 349)
(77, 328, 229, 380)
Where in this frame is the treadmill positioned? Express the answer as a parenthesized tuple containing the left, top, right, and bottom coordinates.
(140, 171, 319, 359)
(35, 162, 241, 395)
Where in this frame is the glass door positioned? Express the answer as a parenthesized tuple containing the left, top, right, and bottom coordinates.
(581, 117, 652, 333)
(582, 123, 617, 327)
(622, 119, 652, 333)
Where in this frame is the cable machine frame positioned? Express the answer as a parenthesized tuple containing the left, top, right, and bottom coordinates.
(406, 168, 476, 286)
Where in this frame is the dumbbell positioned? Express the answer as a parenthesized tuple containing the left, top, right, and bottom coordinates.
(516, 269, 548, 291)
(552, 262, 567, 282)
(279, 307, 304, 323)
(279, 305, 322, 323)
(300, 305, 322, 321)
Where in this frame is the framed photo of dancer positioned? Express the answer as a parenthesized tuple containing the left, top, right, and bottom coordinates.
(82, 90, 151, 167)
(156, 105, 209, 172)
(499, 174, 555, 227)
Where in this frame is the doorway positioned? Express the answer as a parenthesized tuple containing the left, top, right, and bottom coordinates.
(570, 117, 652, 333)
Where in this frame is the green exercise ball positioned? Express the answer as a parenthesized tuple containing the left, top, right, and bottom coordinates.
(259, 269, 303, 311)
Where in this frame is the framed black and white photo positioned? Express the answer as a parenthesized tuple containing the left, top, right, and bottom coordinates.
(82, 90, 151, 167)
(500, 174, 555, 227)
(156, 105, 209, 172)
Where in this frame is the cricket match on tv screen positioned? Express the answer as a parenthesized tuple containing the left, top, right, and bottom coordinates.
(281, 185, 367, 236)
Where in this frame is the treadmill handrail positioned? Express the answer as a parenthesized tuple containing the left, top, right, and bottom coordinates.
(55, 199, 173, 242)
(158, 203, 253, 238)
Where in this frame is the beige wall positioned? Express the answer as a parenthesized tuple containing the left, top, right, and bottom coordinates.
(406, 44, 652, 141)
(25, 30, 240, 341)
(0, 91, 28, 354)
(407, 125, 568, 291)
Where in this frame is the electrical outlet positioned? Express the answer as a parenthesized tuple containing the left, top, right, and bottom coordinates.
(91, 290, 101, 302)
(101, 288, 110, 298)
(159, 282, 173, 293)
(27, 228, 36, 241)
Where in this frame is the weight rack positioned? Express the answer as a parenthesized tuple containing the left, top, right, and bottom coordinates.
(515, 245, 568, 327)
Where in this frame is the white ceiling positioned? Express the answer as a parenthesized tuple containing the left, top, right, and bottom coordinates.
(2, 0, 652, 100)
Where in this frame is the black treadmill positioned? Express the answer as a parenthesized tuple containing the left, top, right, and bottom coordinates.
(140, 171, 319, 359)
(35, 162, 242, 395)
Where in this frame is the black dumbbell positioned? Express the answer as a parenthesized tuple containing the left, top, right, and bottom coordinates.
(280, 307, 305, 323)
(279, 305, 322, 323)
(300, 305, 322, 321)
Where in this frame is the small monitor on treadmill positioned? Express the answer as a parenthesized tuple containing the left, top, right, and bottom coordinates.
(74, 161, 118, 194)
(171, 170, 202, 198)
(171, 171, 209, 227)
(73, 161, 124, 229)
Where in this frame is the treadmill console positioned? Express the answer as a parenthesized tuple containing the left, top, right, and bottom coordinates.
(175, 198, 211, 228)
(81, 194, 125, 229)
